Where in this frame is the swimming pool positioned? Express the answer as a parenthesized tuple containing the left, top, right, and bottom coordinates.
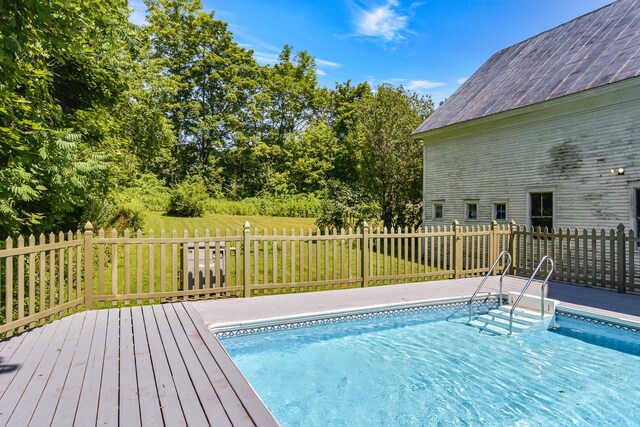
(219, 299, 640, 426)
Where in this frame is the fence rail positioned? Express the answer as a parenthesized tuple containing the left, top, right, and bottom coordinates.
(511, 224, 640, 294)
(1, 220, 638, 337)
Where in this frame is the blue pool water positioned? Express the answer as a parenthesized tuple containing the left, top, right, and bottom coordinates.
(220, 304, 640, 426)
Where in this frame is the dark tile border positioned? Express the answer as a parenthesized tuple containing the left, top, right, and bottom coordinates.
(215, 297, 501, 338)
(556, 311, 640, 335)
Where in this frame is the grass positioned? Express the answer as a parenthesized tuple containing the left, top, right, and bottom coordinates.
(144, 212, 317, 234)
(91, 212, 438, 305)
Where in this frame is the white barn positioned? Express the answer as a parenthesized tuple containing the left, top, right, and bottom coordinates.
(412, 0, 640, 235)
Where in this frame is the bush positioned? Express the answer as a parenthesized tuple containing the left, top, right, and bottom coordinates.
(112, 174, 172, 212)
(82, 197, 145, 233)
(166, 179, 208, 217)
(206, 194, 320, 217)
(316, 181, 380, 230)
(108, 206, 145, 233)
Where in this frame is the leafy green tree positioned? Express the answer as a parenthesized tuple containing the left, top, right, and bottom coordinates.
(316, 180, 380, 230)
(284, 122, 338, 194)
(328, 81, 372, 184)
(261, 46, 328, 148)
(144, 0, 262, 174)
(356, 84, 434, 229)
(0, 0, 132, 237)
(117, 34, 177, 179)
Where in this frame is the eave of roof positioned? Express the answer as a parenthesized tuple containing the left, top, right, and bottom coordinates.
(413, 0, 640, 135)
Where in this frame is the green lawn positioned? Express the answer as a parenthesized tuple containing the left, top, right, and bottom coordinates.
(91, 212, 438, 306)
(144, 212, 317, 234)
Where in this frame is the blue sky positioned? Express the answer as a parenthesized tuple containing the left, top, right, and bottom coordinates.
(130, 0, 614, 104)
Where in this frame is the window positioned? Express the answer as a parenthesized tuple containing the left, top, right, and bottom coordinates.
(494, 203, 507, 221)
(530, 192, 553, 229)
(433, 203, 443, 220)
(466, 202, 478, 221)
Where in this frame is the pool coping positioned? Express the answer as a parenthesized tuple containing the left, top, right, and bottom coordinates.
(210, 294, 640, 338)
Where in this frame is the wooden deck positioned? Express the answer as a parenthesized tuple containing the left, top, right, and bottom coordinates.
(0, 303, 278, 426)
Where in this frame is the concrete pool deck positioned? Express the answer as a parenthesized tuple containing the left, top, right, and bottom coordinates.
(193, 276, 640, 328)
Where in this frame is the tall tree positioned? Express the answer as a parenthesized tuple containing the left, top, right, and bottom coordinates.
(329, 81, 372, 184)
(0, 0, 132, 237)
(356, 84, 434, 229)
(144, 0, 261, 181)
(262, 46, 327, 147)
(284, 122, 338, 194)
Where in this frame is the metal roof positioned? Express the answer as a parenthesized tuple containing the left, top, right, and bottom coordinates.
(413, 0, 640, 135)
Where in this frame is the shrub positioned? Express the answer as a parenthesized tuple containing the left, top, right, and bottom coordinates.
(166, 179, 208, 217)
(108, 206, 145, 233)
(316, 181, 380, 230)
(82, 197, 145, 233)
(112, 174, 172, 212)
(206, 194, 320, 217)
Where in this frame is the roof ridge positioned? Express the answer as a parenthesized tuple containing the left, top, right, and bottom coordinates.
(413, 0, 640, 135)
(491, 0, 619, 57)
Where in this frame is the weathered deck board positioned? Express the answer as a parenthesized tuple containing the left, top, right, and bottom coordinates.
(29, 312, 88, 424)
(119, 307, 141, 427)
(0, 303, 279, 426)
(183, 303, 280, 427)
(151, 304, 211, 426)
(0, 316, 64, 424)
(4, 314, 76, 426)
(0, 326, 40, 381)
(131, 306, 164, 427)
(160, 304, 231, 426)
(96, 308, 120, 427)
(51, 310, 98, 427)
(74, 309, 108, 427)
(142, 305, 187, 427)
(174, 304, 253, 426)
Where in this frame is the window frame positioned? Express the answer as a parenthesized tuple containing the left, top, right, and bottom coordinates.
(432, 201, 444, 220)
(493, 202, 507, 222)
(529, 191, 554, 230)
(465, 201, 478, 221)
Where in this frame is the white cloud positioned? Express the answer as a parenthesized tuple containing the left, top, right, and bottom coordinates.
(456, 77, 468, 84)
(316, 58, 341, 68)
(406, 80, 445, 90)
(352, 0, 410, 41)
(316, 69, 328, 76)
(252, 51, 280, 65)
(128, 0, 147, 26)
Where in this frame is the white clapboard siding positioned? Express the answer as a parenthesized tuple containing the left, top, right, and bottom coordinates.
(422, 79, 640, 232)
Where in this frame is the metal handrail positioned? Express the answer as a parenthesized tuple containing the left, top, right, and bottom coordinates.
(509, 255, 554, 334)
(468, 251, 512, 321)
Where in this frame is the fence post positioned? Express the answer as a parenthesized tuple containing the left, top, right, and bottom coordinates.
(84, 222, 94, 310)
(616, 223, 626, 293)
(243, 221, 251, 298)
(453, 220, 462, 279)
(489, 220, 498, 274)
(508, 220, 517, 275)
(362, 222, 369, 287)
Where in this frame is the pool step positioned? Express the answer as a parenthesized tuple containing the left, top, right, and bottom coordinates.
(468, 306, 554, 335)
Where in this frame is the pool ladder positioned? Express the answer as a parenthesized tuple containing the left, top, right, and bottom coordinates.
(467, 251, 512, 321)
(508, 256, 554, 334)
(468, 253, 556, 335)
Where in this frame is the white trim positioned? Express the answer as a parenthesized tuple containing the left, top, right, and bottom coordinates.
(413, 77, 640, 141)
(526, 189, 555, 228)
(630, 184, 640, 242)
(209, 295, 479, 332)
(493, 201, 508, 222)
(432, 201, 444, 220)
(422, 145, 428, 226)
(465, 201, 478, 221)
